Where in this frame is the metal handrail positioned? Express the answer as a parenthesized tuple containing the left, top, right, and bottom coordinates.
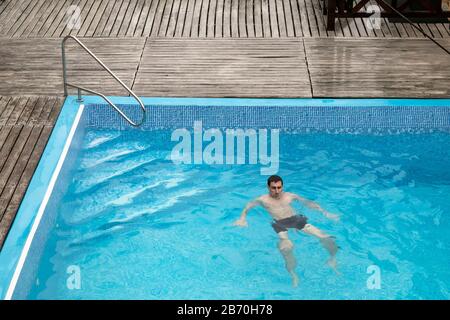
(62, 35, 146, 127)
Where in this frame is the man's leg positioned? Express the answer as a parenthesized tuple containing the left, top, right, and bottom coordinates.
(302, 224, 339, 273)
(277, 231, 299, 287)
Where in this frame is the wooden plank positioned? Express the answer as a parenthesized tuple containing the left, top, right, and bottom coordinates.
(91, 0, 117, 36)
(302, 0, 317, 37)
(174, 0, 188, 37)
(61, 0, 89, 37)
(190, 0, 202, 37)
(223, 0, 231, 37)
(4, 97, 29, 126)
(0, 126, 13, 152)
(246, 0, 255, 37)
(0, 38, 144, 96)
(199, 0, 209, 37)
(362, 2, 382, 38)
(0, 97, 5, 120)
(427, 23, 443, 38)
(134, 0, 153, 37)
(0, 0, 15, 24)
(261, 0, 271, 37)
(119, 0, 144, 37)
(0, 1, 15, 32)
(76, 0, 103, 36)
(311, 0, 327, 37)
(0, 125, 41, 222)
(88, 1, 112, 36)
(237, 0, 247, 37)
(207, 0, 218, 37)
(310, 0, 328, 37)
(182, 0, 196, 37)
(296, 0, 310, 37)
(0, 97, 13, 125)
(0, 126, 15, 165)
(142, 0, 160, 36)
(167, 0, 182, 37)
(5, 0, 41, 37)
(215, 0, 224, 37)
(12, 0, 50, 38)
(268, 0, 279, 37)
(354, 18, 369, 37)
(402, 22, 417, 38)
(417, 23, 431, 38)
(109, 0, 132, 37)
(134, 38, 311, 97)
(49, 0, 79, 37)
(77, 0, 99, 37)
(0, 126, 24, 173)
(27, 0, 59, 37)
(276, 0, 287, 37)
(231, 0, 239, 37)
(17, 97, 39, 125)
(0, 0, 30, 36)
(158, 0, 173, 36)
(47, 97, 64, 124)
(444, 23, 450, 36)
(436, 23, 450, 38)
(386, 20, 400, 37)
(36, 0, 69, 37)
(348, 18, 361, 37)
(406, 21, 423, 38)
(304, 38, 450, 97)
(150, 0, 167, 36)
(0, 0, 13, 16)
(0, 125, 52, 249)
(38, 97, 60, 123)
(28, 96, 49, 124)
(290, 0, 302, 37)
(71, 0, 96, 36)
(101, 0, 124, 36)
(282, 0, 295, 37)
(394, 22, 409, 38)
(338, 19, 351, 37)
(0, 125, 32, 201)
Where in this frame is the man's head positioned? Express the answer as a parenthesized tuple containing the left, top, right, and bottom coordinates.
(267, 175, 283, 199)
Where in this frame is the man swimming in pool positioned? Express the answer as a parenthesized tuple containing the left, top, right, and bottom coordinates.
(233, 175, 339, 287)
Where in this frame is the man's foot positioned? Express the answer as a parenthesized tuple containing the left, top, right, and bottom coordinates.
(290, 272, 299, 287)
(327, 256, 341, 275)
(320, 236, 340, 274)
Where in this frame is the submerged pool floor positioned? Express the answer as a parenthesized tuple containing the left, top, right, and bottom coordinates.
(27, 129, 450, 299)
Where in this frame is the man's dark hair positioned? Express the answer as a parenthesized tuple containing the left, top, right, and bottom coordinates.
(267, 175, 283, 186)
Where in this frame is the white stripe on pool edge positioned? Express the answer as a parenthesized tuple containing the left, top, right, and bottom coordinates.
(5, 104, 85, 300)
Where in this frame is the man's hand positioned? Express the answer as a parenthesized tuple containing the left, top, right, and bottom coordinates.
(324, 211, 340, 222)
(233, 218, 248, 227)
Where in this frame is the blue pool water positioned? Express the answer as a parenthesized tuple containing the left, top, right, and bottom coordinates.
(26, 128, 450, 299)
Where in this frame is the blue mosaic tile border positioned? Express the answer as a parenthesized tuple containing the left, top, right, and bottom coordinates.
(84, 104, 450, 133)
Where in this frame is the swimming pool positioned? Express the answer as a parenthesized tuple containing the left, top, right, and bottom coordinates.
(1, 97, 449, 299)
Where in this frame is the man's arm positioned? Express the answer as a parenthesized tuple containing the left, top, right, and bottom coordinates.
(233, 198, 262, 227)
(291, 193, 339, 221)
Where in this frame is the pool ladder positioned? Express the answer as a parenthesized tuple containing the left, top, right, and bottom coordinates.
(61, 35, 146, 127)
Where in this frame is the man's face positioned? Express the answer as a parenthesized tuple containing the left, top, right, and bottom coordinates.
(268, 181, 283, 199)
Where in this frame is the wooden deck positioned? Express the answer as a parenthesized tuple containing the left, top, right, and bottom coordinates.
(0, 0, 450, 249)
(0, 96, 64, 248)
(1, 37, 449, 98)
(0, 37, 145, 96)
(0, 0, 449, 39)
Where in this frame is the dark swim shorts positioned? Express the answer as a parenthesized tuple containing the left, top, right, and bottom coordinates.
(272, 215, 308, 233)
